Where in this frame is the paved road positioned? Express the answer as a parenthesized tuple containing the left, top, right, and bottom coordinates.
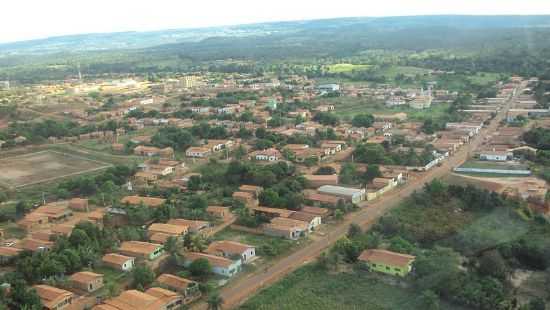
(192, 88, 517, 310)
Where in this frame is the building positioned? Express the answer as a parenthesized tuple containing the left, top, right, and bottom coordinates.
(317, 185, 366, 204)
(232, 191, 258, 207)
(68, 198, 89, 212)
(479, 150, 511, 161)
(167, 219, 209, 234)
(102, 253, 135, 272)
(303, 191, 342, 207)
(120, 196, 166, 208)
(118, 241, 164, 261)
(70, 271, 104, 293)
(0, 246, 23, 264)
(185, 147, 212, 158)
(17, 238, 53, 252)
(33, 285, 74, 310)
(147, 223, 188, 243)
(264, 217, 309, 240)
(250, 148, 282, 161)
(250, 206, 295, 219)
(206, 241, 256, 264)
(155, 274, 201, 304)
(358, 249, 416, 277)
(317, 84, 340, 92)
(288, 211, 322, 231)
(303, 174, 339, 188)
(206, 206, 230, 219)
(184, 252, 242, 277)
(93, 288, 183, 310)
(238, 185, 263, 198)
(301, 205, 331, 219)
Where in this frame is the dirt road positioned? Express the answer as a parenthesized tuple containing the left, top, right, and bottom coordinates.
(191, 88, 517, 310)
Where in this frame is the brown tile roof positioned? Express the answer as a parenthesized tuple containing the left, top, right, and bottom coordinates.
(167, 219, 209, 231)
(0, 246, 22, 257)
(156, 274, 195, 290)
(206, 240, 254, 256)
(148, 223, 188, 236)
(251, 206, 295, 218)
(289, 211, 319, 223)
(270, 217, 309, 230)
(238, 185, 263, 192)
(70, 271, 103, 284)
(102, 253, 134, 265)
(185, 252, 234, 268)
(33, 285, 73, 309)
(358, 249, 415, 268)
(301, 206, 330, 216)
(119, 241, 162, 256)
(17, 238, 53, 252)
(304, 191, 341, 205)
(120, 196, 166, 208)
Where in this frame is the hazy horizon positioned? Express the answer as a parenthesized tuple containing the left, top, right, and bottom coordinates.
(2, 0, 550, 44)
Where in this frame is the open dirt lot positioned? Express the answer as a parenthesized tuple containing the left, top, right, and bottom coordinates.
(0, 150, 110, 188)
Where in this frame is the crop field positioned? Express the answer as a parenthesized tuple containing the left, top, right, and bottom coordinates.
(0, 150, 111, 188)
(326, 63, 371, 73)
(239, 265, 462, 310)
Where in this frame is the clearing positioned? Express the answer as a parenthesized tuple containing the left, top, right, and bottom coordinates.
(0, 150, 111, 188)
(238, 265, 462, 310)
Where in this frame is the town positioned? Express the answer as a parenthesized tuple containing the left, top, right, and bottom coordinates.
(1, 13, 550, 310)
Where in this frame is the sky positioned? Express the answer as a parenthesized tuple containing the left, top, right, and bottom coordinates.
(2, 0, 550, 43)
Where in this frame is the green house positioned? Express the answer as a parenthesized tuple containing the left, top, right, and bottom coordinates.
(358, 249, 415, 277)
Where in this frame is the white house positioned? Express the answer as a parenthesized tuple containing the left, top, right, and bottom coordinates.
(479, 151, 511, 162)
(288, 212, 322, 232)
(205, 241, 256, 264)
(184, 252, 242, 277)
(102, 253, 135, 272)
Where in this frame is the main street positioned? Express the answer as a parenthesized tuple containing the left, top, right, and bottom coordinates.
(192, 86, 518, 310)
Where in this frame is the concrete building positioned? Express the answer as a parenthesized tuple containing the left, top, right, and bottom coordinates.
(317, 185, 366, 204)
(70, 271, 104, 293)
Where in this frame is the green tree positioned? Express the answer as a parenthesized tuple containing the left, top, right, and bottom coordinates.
(419, 290, 440, 310)
(362, 164, 381, 184)
(189, 258, 212, 278)
(352, 113, 375, 128)
(131, 265, 155, 289)
(207, 292, 224, 310)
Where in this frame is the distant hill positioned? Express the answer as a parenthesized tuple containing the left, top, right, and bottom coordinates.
(1, 15, 550, 56)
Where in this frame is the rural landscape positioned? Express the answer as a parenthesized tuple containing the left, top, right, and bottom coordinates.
(0, 7, 550, 310)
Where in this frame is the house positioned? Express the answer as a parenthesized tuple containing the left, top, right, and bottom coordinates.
(263, 217, 309, 240)
(479, 150, 511, 161)
(289, 211, 322, 231)
(17, 238, 53, 252)
(301, 205, 331, 219)
(33, 285, 74, 310)
(317, 185, 366, 204)
(155, 274, 201, 304)
(250, 148, 282, 161)
(118, 241, 164, 261)
(238, 185, 263, 198)
(206, 206, 230, 219)
(102, 253, 135, 272)
(358, 249, 416, 277)
(250, 206, 295, 219)
(0, 246, 23, 264)
(147, 223, 188, 243)
(70, 271, 104, 293)
(232, 191, 258, 207)
(51, 224, 75, 237)
(303, 191, 342, 207)
(120, 196, 166, 208)
(69, 198, 89, 212)
(206, 240, 256, 264)
(167, 219, 209, 234)
(30, 204, 73, 222)
(303, 174, 339, 188)
(367, 177, 397, 201)
(93, 288, 183, 310)
(17, 213, 49, 231)
(185, 147, 212, 158)
(184, 252, 242, 277)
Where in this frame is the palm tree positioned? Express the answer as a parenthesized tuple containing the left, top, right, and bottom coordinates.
(207, 292, 224, 310)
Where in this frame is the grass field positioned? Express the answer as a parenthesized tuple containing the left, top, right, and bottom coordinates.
(460, 160, 529, 171)
(326, 63, 371, 73)
(448, 207, 530, 255)
(0, 150, 111, 188)
(239, 265, 461, 310)
(326, 96, 450, 120)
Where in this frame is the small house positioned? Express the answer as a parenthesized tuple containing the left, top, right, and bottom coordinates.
(358, 249, 416, 277)
(102, 253, 135, 272)
(206, 240, 256, 264)
(69, 271, 104, 293)
(33, 285, 73, 310)
(118, 241, 164, 261)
